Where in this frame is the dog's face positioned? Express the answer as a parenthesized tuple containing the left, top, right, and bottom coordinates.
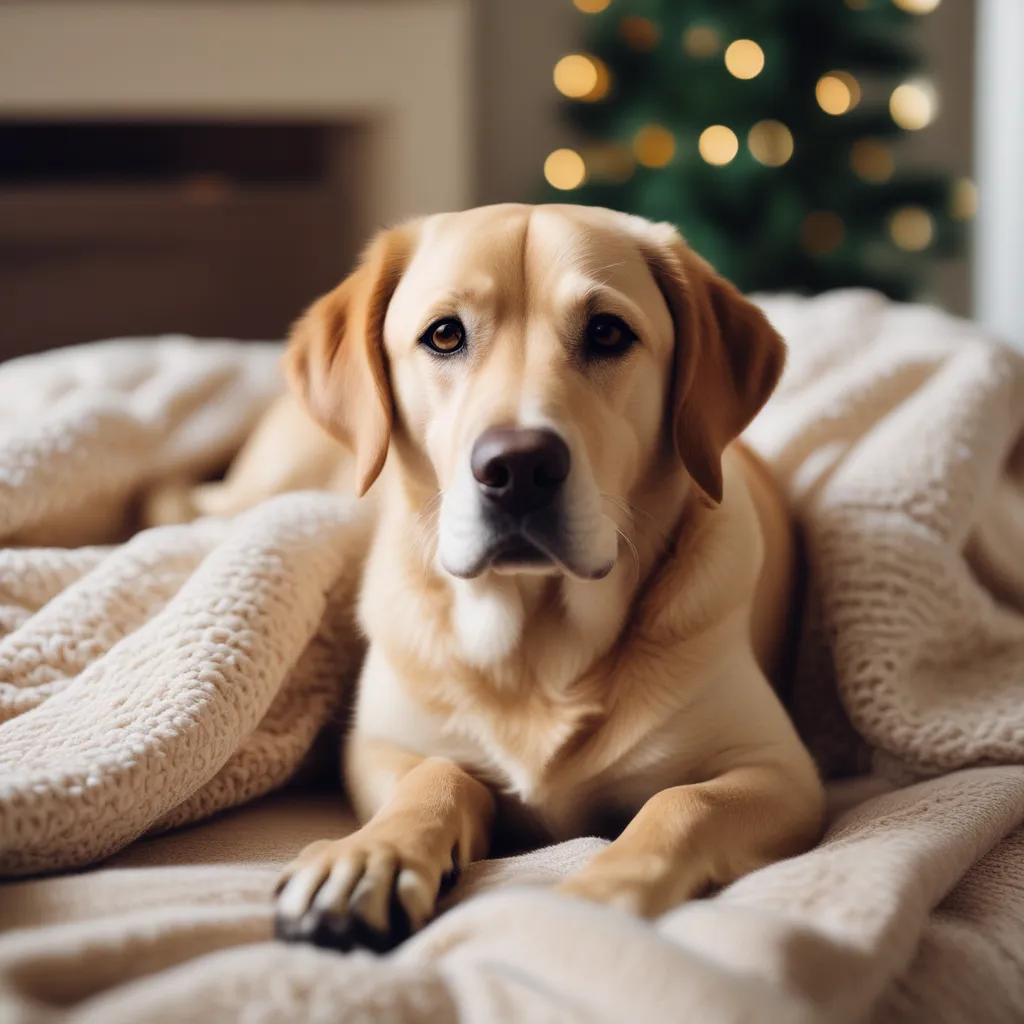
(287, 204, 784, 583)
(383, 205, 678, 581)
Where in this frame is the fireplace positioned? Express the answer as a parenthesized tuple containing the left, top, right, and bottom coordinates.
(0, 120, 370, 357)
(0, 0, 472, 360)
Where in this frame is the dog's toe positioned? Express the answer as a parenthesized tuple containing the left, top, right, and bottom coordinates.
(274, 841, 427, 953)
(274, 903, 410, 953)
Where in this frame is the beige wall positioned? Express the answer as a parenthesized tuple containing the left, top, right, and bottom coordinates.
(474, 0, 577, 207)
(474, 0, 975, 315)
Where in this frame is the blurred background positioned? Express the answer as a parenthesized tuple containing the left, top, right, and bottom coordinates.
(0, 0, 1019, 362)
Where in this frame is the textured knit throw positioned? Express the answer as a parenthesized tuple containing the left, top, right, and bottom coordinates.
(2, 292, 1024, 1024)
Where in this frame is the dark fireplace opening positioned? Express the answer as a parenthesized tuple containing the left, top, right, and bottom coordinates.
(0, 120, 363, 360)
(0, 121, 334, 186)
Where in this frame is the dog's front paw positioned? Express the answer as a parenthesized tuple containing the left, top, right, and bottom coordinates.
(274, 830, 459, 952)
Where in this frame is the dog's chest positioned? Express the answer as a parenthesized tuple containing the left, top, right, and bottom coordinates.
(448, 699, 583, 805)
(354, 646, 684, 840)
(446, 699, 686, 840)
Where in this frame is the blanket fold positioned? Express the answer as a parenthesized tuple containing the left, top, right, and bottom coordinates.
(3, 294, 1024, 1023)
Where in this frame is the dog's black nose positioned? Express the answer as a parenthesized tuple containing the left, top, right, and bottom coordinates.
(471, 427, 571, 518)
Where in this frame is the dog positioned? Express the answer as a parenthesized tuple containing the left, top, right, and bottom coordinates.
(163, 203, 825, 951)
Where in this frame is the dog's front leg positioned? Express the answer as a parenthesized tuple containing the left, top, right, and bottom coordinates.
(275, 736, 495, 951)
(557, 762, 823, 918)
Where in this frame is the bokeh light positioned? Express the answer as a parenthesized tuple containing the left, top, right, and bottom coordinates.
(817, 72, 861, 115)
(553, 54, 610, 102)
(748, 121, 794, 166)
(889, 206, 935, 250)
(544, 149, 586, 190)
(682, 25, 723, 58)
(890, 79, 937, 129)
(724, 40, 765, 80)
(850, 138, 895, 182)
(893, 0, 941, 12)
(699, 125, 739, 166)
(573, 0, 611, 12)
(619, 16, 661, 52)
(633, 125, 676, 168)
(801, 211, 845, 255)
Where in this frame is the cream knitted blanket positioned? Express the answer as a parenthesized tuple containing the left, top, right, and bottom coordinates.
(3, 292, 1024, 1023)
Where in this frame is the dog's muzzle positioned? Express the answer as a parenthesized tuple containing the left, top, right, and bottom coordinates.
(466, 427, 570, 571)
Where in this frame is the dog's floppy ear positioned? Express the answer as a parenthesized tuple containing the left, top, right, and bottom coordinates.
(283, 225, 415, 497)
(642, 224, 785, 505)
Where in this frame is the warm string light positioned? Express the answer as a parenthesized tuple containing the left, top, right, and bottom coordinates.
(544, 144, 639, 189)
(748, 121, 794, 166)
(619, 16, 660, 52)
(724, 39, 765, 80)
(544, 149, 586, 190)
(889, 206, 934, 250)
(816, 71, 861, 115)
(890, 79, 937, 129)
(553, 54, 610, 102)
(850, 139, 895, 182)
(847, 0, 943, 11)
(633, 125, 676, 168)
(682, 24, 722, 58)
(699, 125, 739, 166)
(893, 0, 941, 12)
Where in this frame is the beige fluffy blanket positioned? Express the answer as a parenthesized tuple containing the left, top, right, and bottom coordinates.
(3, 292, 1024, 1023)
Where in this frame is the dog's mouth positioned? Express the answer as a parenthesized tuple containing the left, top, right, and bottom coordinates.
(489, 534, 554, 574)
(444, 522, 614, 582)
(439, 494, 620, 583)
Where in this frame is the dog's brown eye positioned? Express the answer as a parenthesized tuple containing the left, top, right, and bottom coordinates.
(422, 318, 466, 355)
(585, 314, 636, 357)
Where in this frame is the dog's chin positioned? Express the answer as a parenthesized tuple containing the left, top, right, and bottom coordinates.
(489, 536, 560, 577)
(441, 532, 615, 583)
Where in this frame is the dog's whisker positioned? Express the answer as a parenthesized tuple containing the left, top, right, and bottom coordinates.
(413, 531, 439, 586)
(415, 491, 445, 523)
(600, 492, 635, 525)
(615, 525, 641, 590)
(411, 492, 445, 582)
(600, 491, 670, 549)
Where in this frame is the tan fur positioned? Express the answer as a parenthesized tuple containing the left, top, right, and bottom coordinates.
(189, 204, 824, 944)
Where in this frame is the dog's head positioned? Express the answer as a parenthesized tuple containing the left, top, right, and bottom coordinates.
(286, 204, 784, 582)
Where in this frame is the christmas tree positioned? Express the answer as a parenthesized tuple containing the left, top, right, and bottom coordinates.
(541, 0, 973, 301)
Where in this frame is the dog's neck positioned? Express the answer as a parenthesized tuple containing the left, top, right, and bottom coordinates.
(384, 453, 696, 692)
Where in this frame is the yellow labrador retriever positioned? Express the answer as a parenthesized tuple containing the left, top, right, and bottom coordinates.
(175, 203, 824, 950)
